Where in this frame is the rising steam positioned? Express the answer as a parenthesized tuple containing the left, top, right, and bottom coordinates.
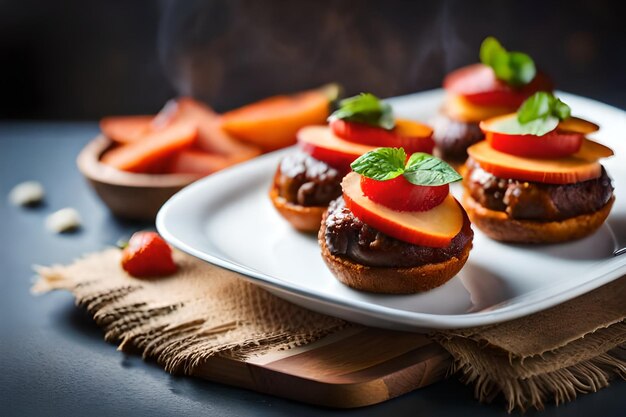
(157, 0, 471, 110)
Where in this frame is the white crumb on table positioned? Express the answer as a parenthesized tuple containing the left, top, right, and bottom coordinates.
(8, 181, 45, 206)
(45, 208, 82, 233)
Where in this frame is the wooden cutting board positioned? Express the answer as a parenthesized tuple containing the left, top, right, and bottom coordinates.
(191, 326, 451, 408)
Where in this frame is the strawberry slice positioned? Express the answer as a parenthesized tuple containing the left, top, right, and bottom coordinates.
(444, 64, 553, 108)
(330, 119, 434, 154)
(342, 172, 463, 248)
(479, 113, 604, 159)
(480, 114, 584, 159)
(485, 129, 583, 159)
(121, 231, 177, 278)
(360, 175, 448, 212)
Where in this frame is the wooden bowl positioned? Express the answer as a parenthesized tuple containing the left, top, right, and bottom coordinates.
(77, 136, 198, 221)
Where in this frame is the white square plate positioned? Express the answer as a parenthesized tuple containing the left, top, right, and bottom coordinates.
(157, 90, 626, 331)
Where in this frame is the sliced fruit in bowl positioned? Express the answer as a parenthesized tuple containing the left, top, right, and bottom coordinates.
(100, 115, 155, 144)
(77, 135, 199, 221)
(100, 120, 199, 173)
(81, 87, 338, 220)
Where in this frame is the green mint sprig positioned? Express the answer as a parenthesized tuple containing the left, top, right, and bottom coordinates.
(328, 93, 395, 130)
(350, 148, 462, 186)
(480, 36, 536, 87)
(488, 92, 572, 136)
(518, 91, 571, 123)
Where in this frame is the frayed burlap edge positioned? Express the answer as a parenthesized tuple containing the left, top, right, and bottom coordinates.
(32, 248, 350, 375)
(433, 324, 626, 412)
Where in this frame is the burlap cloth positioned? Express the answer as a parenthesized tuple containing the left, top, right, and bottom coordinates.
(33, 248, 626, 412)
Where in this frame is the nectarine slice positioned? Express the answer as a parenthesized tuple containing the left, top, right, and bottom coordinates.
(443, 94, 512, 123)
(558, 117, 599, 135)
(342, 172, 463, 248)
(467, 139, 613, 184)
(297, 126, 376, 171)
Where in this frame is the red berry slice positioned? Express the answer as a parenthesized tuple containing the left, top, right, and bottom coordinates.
(480, 113, 585, 159)
(342, 172, 463, 248)
(330, 119, 434, 154)
(486, 130, 583, 159)
(444, 63, 554, 108)
(360, 175, 449, 212)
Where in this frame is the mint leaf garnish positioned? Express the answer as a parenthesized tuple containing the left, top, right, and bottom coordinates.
(517, 91, 554, 123)
(553, 98, 571, 120)
(403, 153, 462, 186)
(517, 91, 570, 126)
(351, 148, 461, 186)
(486, 92, 571, 136)
(350, 147, 406, 181)
(480, 36, 536, 87)
(328, 93, 395, 130)
(479, 36, 506, 66)
(490, 115, 559, 136)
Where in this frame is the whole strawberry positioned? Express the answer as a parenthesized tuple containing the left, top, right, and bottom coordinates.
(121, 231, 177, 277)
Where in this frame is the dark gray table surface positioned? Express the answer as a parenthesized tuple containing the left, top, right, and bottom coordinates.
(1, 122, 624, 416)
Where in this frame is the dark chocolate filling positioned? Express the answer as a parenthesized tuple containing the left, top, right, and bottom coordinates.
(432, 114, 484, 162)
(464, 159, 614, 221)
(274, 151, 343, 207)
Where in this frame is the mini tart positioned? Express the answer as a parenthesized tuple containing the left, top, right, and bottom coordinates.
(269, 184, 326, 233)
(463, 192, 615, 244)
(319, 211, 472, 294)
